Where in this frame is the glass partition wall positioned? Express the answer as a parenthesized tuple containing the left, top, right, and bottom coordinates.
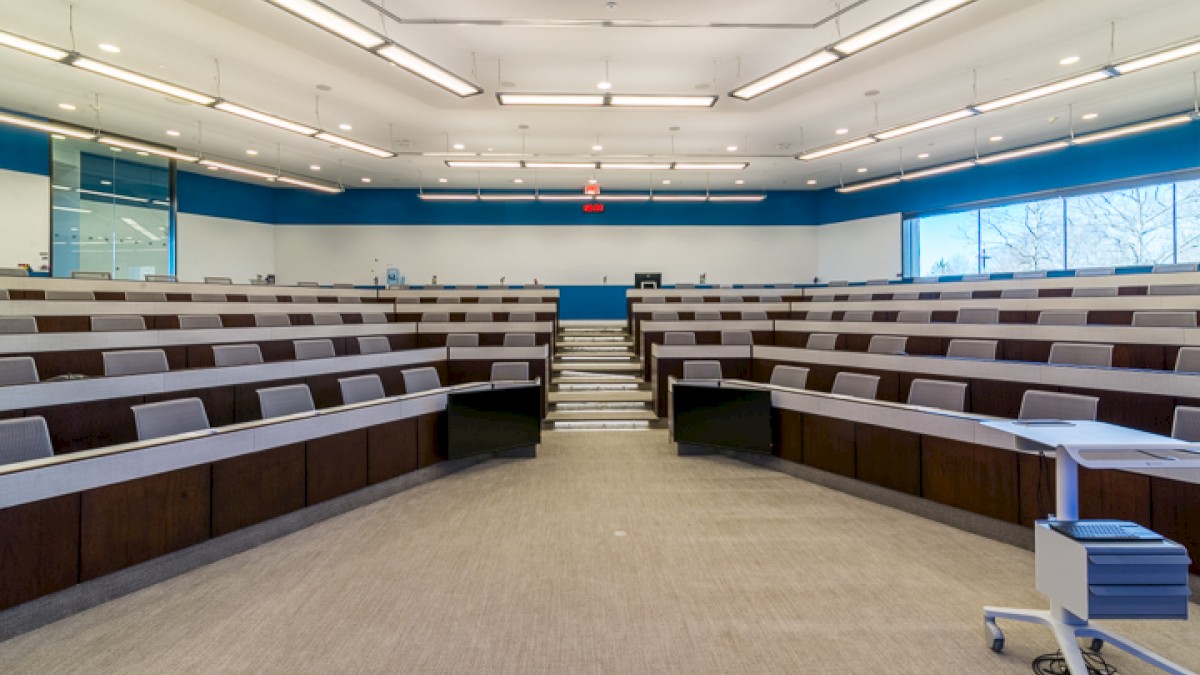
(50, 137, 174, 279)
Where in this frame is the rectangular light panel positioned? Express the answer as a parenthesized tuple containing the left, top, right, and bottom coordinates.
(608, 95, 717, 108)
(730, 50, 840, 100)
(901, 160, 975, 180)
(672, 163, 749, 171)
(266, 0, 385, 49)
(599, 163, 672, 171)
(975, 141, 1069, 165)
(376, 45, 482, 97)
(833, 0, 976, 55)
(874, 109, 976, 140)
(798, 137, 877, 161)
(214, 102, 318, 135)
(1072, 115, 1192, 145)
(0, 29, 69, 61)
(835, 176, 902, 193)
(973, 71, 1110, 112)
(276, 176, 344, 193)
(0, 112, 95, 140)
(1114, 39, 1200, 74)
(199, 160, 277, 180)
(419, 193, 479, 201)
(97, 136, 200, 162)
(314, 132, 395, 158)
(497, 94, 606, 106)
(445, 161, 522, 169)
(72, 58, 217, 105)
(524, 162, 598, 169)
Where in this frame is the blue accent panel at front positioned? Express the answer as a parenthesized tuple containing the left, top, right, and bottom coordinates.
(0, 121, 49, 176)
(816, 121, 1200, 222)
(177, 171, 277, 223)
(273, 189, 818, 225)
(554, 286, 630, 320)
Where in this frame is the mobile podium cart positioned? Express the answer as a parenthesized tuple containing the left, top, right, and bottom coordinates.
(982, 420, 1199, 675)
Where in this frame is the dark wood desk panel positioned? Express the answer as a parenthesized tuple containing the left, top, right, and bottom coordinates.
(966, 378, 1031, 419)
(305, 430, 369, 504)
(1015, 454, 1151, 527)
(802, 415, 856, 477)
(368, 419, 419, 484)
(856, 425, 922, 496)
(1150, 477, 1200, 575)
(1057, 387, 1175, 435)
(417, 331, 551, 349)
(32, 396, 143, 454)
(234, 378, 307, 423)
(80, 465, 211, 581)
(920, 436, 1019, 523)
(417, 412, 444, 468)
(211, 443, 306, 537)
(777, 409, 804, 463)
(0, 494, 80, 611)
(143, 385, 238, 429)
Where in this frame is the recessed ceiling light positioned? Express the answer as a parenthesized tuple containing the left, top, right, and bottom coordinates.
(662, 179, 671, 185)
(310, 164, 321, 171)
(98, 43, 121, 53)
(1082, 112, 1099, 120)
(1059, 55, 1080, 65)
(917, 152, 930, 159)
(513, 178, 524, 183)
(246, 149, 259, 155)
(806, 179, 817, 185)
(989, 135, 1003, 142)
(835, 128, 849, 135)
(57, 103, 75, 111)
(110, 147, 122, 152)
(734, 179, 745, 185)
(361, 177, 372, 183)
(597, 81, 612, 90)
(338, 123, 352, 130)
(437, 177, 448, 183)
(856, 167, 868, 173)
(587, 178, 598, 184)
(726, 145, 738, 152)
(592, 144, 603, 151)
(165, 129, 180, 137)
(452, 143, 465, 150)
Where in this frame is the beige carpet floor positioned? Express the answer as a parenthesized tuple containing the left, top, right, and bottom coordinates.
(1, 430, 1197, 674)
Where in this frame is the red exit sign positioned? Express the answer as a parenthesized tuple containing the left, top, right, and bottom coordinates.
(582, 203, 605, 213)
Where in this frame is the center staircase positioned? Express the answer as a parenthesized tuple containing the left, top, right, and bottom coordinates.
(546, 320, 660, 430)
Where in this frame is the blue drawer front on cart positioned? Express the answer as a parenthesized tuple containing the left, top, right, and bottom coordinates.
(1087, 585, 1191, 620)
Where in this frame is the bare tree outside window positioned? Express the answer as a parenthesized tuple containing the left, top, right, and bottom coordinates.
(980, 199, 1063, 272)
(1176, 179, 1200, 263)
(917, 211, 978, 276)
(1067, 185, 1174, 267)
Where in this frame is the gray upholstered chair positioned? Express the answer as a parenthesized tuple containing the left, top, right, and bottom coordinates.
(907, 379, 967, 412)
(356, 336, 392, 355)
(1172, 406, 1200, 442)
(360, 313, 387, 324)
(465, 312, 493, 322)
(811, 295, 834, 302)
(843, 311, 874, 322)
(293, 339, 335, 360)
(507, 312, 536, 322)
(131, 398, 210, 440)
(1152, 263, 1197, 274)
(867, 335, 908, 355)
(769, 365, 809, 389)
(1132, 312, 1197, 327)
(896, 310, 931, 323)
(478, 297, 503, 304)
(0, 357, 39, 386)
(1048, 343, 1113, 367)
(291, 295, 319, 304)
(806, 310, 833, 322)
(1037, 311, 1088, 326)
(311, 313, 344, 326)
(257, 384, 315, 419)
(296, 281, 320, 287)
(806, 333, 838, 351)
(402, 367, 442, 393)
(192, 293, 227, 302)
(504, 333, 536, 347)
(446, 333, 480, 347)
(719, 296, 743, 303)
(643, 297, 666, 304)
(827, 280, 849, 287)
(865, 279, 890, 286)
(339, 374, 386, 405)
(694, 311, 722, 321)
(1075, 267, 1114, 277)
(891, 292, 921, 301)
(682, 360, 722, 380)
(740, 311, 768, 320)
(939, 291, 972, 300)
(961, 274, 989, 282)
(956, 307, 999, 324)
(1000, 288, 1038, 298)
(663, 332, 696, 345)
(1018, 390, 1098, 421)
(847, 294, 873, 303)
(946, 339, 998, 360)
(0, 267, 29, 277)
(103, 349, 169, 376)
(0, 416, 54, 464)
(337, 296, 362, 304)
(831, 372, 880, 399)
(212, 344, 264, 367)
(759, 295, 783, 302)
(247, 295, 277, 303)
(394, 297, 420, 304)
(126, 291, 166, 302)
(518, 296, 541, 304)
(0, 317, 38, 334)
(423, 312, 450, 322)
(651, 311, 679, 321)
(1147, 284, 1200, 296)
(1012, 271, 1047, 280)
(45, 290, 94, 300)
(491, 362, 530, 381)
(255, 314, 291, 327)
(436, 297, 460, 303)
(90, 315, 146, 332)
(1175, 348, 1200, 373)
(179, 315, 223, 329)
(1071, 287, 1117, 297)
(721, 330, 753, 345)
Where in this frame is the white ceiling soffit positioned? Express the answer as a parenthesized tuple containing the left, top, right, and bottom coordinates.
(0, 0, 1198, 191)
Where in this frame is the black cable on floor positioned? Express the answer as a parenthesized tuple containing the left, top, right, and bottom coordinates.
(1032, 648, 1119, 674)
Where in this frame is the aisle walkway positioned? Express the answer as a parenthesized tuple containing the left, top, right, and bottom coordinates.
(0, 431, 1196, 674)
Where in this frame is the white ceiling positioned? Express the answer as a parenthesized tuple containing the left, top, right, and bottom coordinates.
(1, 0, 1198, 192)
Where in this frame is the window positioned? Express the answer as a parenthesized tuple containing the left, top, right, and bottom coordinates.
(51, 137, 174, 279)
(905, 174, 1200, 276)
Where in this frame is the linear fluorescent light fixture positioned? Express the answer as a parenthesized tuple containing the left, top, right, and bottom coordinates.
(121, 217, 162, 241)
(901, 160, 975, 181)
(479, 193, 536, 201)
(0, 29, 70, 61)
(72, 58, 217, 105)
(596, 193, 651, 201)
(497, 94, 606, 106)
(77, 188, 150, 203)
(524, 162, 598, 169)
(536, 194, 595, 201)
(650, 194, 707, 202)
(376, 45, 482, 97)
(0, 112, 94, 139)
(608, 95, 717, 108)
(672, 163, 749, 171)
(275, 175, 344, 193)
(798, 137, 877, 161)
(97, 136, 199, 162)
(975, 140, 1069, 165)
(1114, 38, 1200, 74)
(314, 132, 395, 158)
(214, 102, 318, 135)
(445, 160, 522, 169)
(833, 0, 976, 55)
(973, 71, 1110, 113)
(599, 163, 672, 171)
(836, 176, 902, 193)
(418, 193, 479, 201)
(265, 0, 385, 48)
(1071, 114, 1192, 145)
(198, 159, 277, 180)
(730, 51, 840, 100)
(52, 206, 92, 213)
(874, 108, 976, 140)
(708, 194, 767, 202)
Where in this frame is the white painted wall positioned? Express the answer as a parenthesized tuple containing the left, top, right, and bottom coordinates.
(271, 225, 820, 286)
(815, 213, 903, 283)
(0, 168, 50, 271)
(176, 213, 276, 283)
